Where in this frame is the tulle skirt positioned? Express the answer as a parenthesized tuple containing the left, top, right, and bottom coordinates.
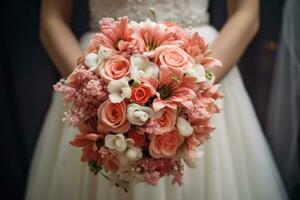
(25, 25, 288, 200)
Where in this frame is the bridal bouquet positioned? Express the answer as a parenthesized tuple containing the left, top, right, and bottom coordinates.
(54, 16, 223, 191)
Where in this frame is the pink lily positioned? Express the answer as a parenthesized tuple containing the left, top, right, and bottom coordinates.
(149, 66, 197, 111)
(87, 17, 132, 52)
(130, 22, 178, 54)
(69, 118, 107, 162)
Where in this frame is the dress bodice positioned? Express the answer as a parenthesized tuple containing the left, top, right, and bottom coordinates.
(89, 0, 210, 31)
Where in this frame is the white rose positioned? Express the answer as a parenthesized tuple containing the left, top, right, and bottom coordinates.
(127, 103, 154, 126)
(84, 46, 114, 71)
(176, 117, 193, 137)
(126, 145, 143, 161)
(108, 78, 131, 103)
(130, 55, 159, 80)
(185, 64, 206, 83)
(105, 134, 127, 152)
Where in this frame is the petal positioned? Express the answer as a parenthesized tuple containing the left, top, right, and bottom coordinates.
(181, 100, 194, 110)
(109, 93, 124, 103)
(152, 99, 166, 112)
(108, 79, 127, 93)
(121, 87, 131, 98)
(185, 64, 207, 83)
(130, 54, 159, 80)
(84, 53, 98, 70)
(126, 146, 142, 161)
(145, 65, 159, 78)
(176, 117, 193, 137)
(202, 57, 222, 68)
(105, 134, 116, 149)
(184, 150, 204, 168)
(130, 64, 139, 80)
(85, 133, 99, 141)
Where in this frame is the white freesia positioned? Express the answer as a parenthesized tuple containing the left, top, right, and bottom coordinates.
(129, 19, 166, 30)
(84, 53, 98, 70)
(84, 46, 114, 71)
(140, 19, 157, 27)
(128, 20, 139, 29)
(105, 134, 128, 152)
(184, 150, 204, 168)
(108, 78, 131, 103)
(126, 145, 143, 161)
(185, 64, 206, 83)
(127, 103, 154, 126)
(176, 117, 193, 137)
(130, 55, 159, 80)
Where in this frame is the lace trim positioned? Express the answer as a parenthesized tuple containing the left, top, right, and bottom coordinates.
(161, 13, 209, 28)
(89, 0, 210, 31)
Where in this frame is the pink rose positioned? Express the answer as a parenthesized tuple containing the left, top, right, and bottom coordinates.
(97, 100, 131, 134)
(149, 130, 184, 158)
(154, 45, 194, 71)
(100, 55, 130, 80)
(153, 108, 176, 135)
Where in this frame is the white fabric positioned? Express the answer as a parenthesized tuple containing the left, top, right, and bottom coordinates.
(88, 0, 209, 31)
(26, 0, 288, 199)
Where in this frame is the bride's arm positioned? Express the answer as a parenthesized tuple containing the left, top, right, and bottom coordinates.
(40, 0, 81, 77)
(209, 0, 260, 83)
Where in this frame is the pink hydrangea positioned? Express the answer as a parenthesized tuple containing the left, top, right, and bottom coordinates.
(137, 158, 183, 186)
(54, 66, 108, 125)
(144, 172, 161, 185)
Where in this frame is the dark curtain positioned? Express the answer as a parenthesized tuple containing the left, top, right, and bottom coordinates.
(0, 0, 88, 199)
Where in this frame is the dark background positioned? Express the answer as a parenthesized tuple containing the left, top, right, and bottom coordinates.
(0, 0, 286, 199)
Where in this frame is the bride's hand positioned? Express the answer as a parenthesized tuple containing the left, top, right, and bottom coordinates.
(209, 0, 260, 83)
(40, 0, 81, 77)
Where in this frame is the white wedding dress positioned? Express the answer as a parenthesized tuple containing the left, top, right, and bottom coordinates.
(26, 0, 288, 199)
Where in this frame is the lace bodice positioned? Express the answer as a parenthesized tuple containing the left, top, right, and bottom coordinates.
(89, 0, 210, 31)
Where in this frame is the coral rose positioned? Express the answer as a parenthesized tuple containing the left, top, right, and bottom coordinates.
(131, 84, 153, 104)
(154, 45, 194, 71)
(149, 130, 184, 158)
(97, 100, 130, 134)
(100, 55, 130, 80)
(152, 108, 176, 135)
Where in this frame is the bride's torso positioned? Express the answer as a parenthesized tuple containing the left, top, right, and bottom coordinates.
(88, 0, 210, 31)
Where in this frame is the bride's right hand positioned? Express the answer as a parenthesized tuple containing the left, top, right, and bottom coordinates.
(40, 0, 81, 77)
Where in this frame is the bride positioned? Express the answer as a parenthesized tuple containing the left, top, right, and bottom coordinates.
(26, 0, 288, 199)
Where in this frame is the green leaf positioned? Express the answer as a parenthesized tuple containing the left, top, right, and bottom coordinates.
(132, 80, 140, 88)
(170, 74, 180, 83)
